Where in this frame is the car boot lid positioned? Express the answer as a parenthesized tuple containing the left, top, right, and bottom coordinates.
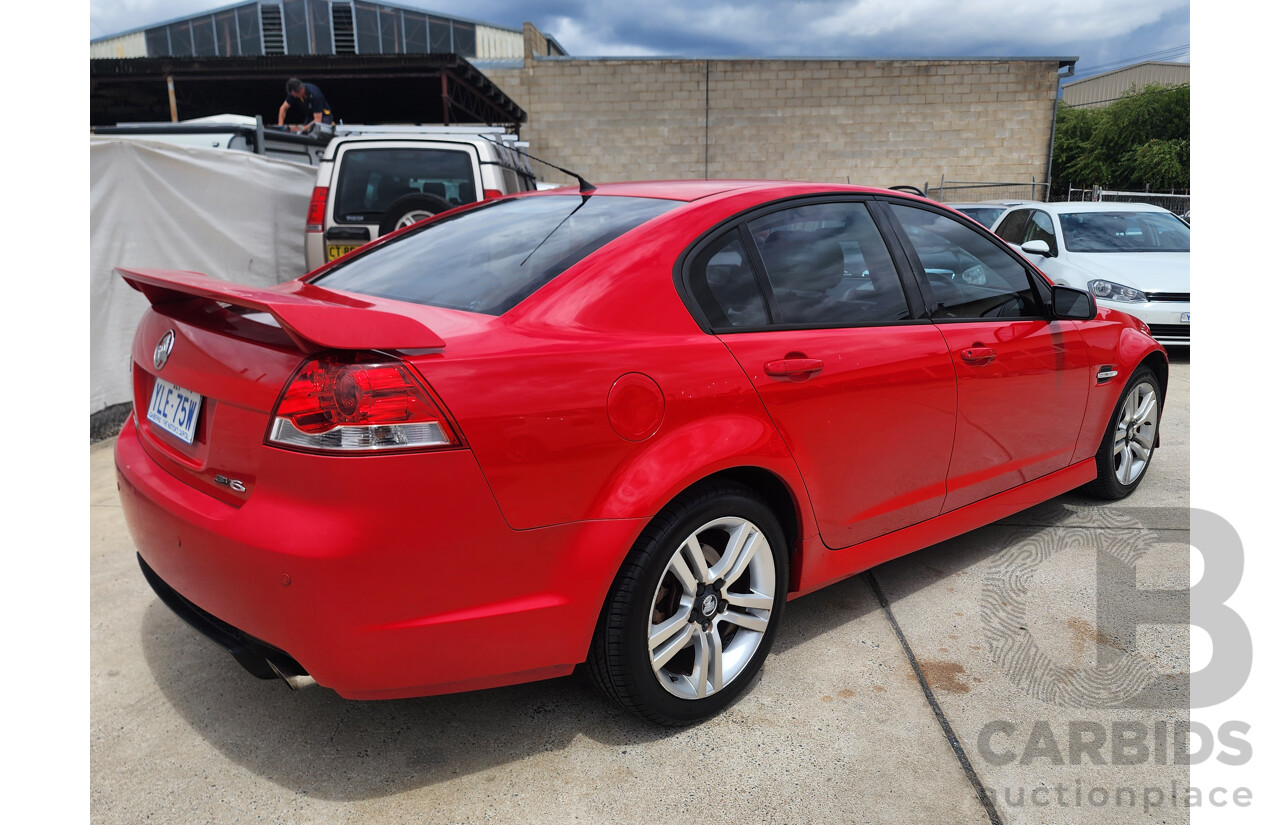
(117, 267, 446, 352)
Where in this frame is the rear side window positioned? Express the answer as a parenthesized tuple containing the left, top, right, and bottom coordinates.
(312, 195, 679, 315)
(748, 202, 909, 326)
(687, 233, 768, 328)
(333, 148, 477, 222)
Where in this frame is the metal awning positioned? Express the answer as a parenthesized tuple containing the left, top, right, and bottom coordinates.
(90, 54, 526, 131)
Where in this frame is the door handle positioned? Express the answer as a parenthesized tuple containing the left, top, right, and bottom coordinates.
(764, 358, 824, 380)
(960, 346, 997, 364)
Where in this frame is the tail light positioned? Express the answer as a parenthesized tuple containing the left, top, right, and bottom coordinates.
(268, 353, 458, 453)
(482, 189, 503, 201)
(306, 187, 329, 232)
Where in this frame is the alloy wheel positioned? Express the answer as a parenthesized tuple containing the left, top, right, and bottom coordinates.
(647, 516, 776, 700)
(1112, 380, 1159, 486)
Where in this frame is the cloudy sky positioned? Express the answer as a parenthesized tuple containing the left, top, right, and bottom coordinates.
(89, 0, 1189, 80)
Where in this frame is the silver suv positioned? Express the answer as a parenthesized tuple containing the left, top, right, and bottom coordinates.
(304, 126, 537, 271)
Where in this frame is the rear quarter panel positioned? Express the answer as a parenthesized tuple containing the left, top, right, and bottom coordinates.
(410, 191, 819, 533)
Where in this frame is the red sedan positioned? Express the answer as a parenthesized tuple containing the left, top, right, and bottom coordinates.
(115, 181, 1166, 725)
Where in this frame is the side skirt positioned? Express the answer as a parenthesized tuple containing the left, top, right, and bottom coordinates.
(789, 458, 1097, 597)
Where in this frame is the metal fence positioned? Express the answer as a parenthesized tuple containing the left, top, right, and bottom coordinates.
(922, 179, 1049, 204)
(1064, 185, 1190, 219)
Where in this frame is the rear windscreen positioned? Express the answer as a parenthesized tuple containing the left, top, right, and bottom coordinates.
(311, 194, 680, 315)
(333, 147, 478, 221)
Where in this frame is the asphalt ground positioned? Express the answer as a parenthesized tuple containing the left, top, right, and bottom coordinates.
(90, 352, 1190, 824)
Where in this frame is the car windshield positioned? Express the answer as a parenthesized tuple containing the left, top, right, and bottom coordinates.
(311, 194, 680, 315)
(1059, 211, 1190, 253)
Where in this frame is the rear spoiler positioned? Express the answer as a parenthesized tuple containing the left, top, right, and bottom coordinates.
(117, 267, 445, 352)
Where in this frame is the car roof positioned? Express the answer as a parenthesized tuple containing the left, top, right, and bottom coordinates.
(1030, 201, 1176, 215)
(522, 180, 902, 203)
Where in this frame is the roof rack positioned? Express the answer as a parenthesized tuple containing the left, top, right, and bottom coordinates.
(332, 124, 516, 137)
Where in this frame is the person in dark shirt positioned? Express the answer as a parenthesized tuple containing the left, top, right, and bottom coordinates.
(277, 78, 332, 131)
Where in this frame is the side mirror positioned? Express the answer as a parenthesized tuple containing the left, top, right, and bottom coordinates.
(1021, 239, 1052, 257)
(1051, 285, 1096, 320)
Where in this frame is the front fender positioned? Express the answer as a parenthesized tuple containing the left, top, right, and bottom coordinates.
(1072, 317, 1168, 463)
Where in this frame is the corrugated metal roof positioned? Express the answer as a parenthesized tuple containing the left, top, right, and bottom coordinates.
(1062, 61, 1189, 108)
(91, 1, 524, 44)
(1064, 60, 1189, 87)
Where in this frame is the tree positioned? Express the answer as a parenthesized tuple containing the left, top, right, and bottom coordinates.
(1051, 83, 1190, 198)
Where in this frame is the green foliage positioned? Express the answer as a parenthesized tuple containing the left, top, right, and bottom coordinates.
(1051, 83, 1190, 197)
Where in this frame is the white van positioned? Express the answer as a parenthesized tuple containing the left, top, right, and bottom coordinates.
(304, 126, 537, 271)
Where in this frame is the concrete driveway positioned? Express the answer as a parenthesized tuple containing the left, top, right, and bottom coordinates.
(91, 353, 1190, 824)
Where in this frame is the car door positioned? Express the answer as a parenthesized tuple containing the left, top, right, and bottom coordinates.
(681, 198, 957, 549)
(884, 201, 1093, 511)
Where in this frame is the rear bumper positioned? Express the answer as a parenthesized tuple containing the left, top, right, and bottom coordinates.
(303, 231, 324, 273)
(115, 418, 644, 699)
(137, 552, 305, 683)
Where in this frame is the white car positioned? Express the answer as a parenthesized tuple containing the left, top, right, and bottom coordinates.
(992, 202, 1190, 346)
(304, 126, 537, 271)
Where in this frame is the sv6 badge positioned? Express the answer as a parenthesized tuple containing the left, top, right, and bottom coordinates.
(213, 475, 247, 493)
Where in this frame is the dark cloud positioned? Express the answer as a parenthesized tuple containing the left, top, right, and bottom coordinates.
(420, 0, 1188, 72)
(91, 0, 1189, 77)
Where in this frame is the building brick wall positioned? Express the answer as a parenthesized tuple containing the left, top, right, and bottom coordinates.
(486, 48, 1064, 191)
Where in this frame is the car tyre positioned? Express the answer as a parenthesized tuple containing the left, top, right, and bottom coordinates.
(1083, 366, 1161, 500)
(587, 481, 788, 725)
(377, 193, 453, 236)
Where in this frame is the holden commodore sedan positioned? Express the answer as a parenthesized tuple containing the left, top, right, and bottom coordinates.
(115, 181, 1167, 725)
(992, 201, 1190, 347)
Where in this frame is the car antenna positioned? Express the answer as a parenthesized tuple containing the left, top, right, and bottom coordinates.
(480, 134, 595, 193)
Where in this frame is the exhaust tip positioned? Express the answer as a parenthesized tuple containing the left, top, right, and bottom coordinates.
(266, 656, 317, 691)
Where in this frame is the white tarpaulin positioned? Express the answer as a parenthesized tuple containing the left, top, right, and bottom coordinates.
(90, 137, 316, 414)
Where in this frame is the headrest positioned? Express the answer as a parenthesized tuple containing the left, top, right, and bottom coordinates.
(761, 231, 845, 293)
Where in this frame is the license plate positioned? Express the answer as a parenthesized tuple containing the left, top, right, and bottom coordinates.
(147, 377, 203, 444)
(327, 244, 360, 260)
(1180, 312, 1190, 323)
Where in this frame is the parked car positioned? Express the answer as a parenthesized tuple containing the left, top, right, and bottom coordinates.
(947, 200, 1033, 228)
(116, 181, 1166, 725)
(303, 126, 537, 271)
(993, 202, 1190, 346)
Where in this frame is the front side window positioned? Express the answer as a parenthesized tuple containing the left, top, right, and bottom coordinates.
(312, 194, 679, 315)
(890, 204, 1043, 320)
(1059, 211, 1190, 253)
(994, 209, 1031, 243)
(333, 148, 477, 223)
(747, 201, 910, 326)
(1024, 210, 1059, 255)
